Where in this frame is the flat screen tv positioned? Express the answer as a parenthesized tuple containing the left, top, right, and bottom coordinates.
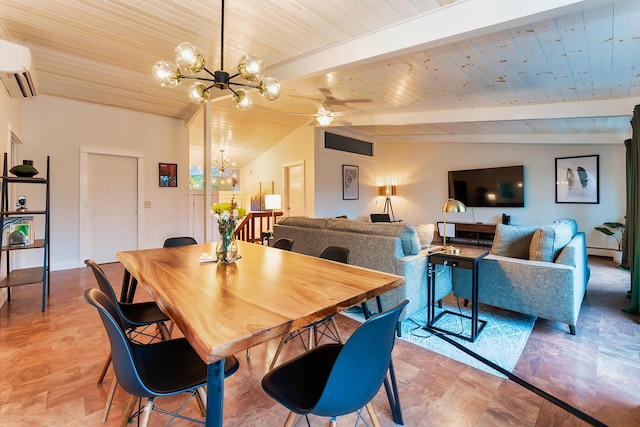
(448, 165, 525, 207)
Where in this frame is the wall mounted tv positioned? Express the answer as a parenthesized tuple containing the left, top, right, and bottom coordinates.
(448, 165, 525, 207)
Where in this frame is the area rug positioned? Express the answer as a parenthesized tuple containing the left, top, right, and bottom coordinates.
(342, 302, 536, 378)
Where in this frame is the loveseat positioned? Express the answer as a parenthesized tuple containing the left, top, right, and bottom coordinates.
(451, 219, 590, 334)
(272, 216, 450, 334)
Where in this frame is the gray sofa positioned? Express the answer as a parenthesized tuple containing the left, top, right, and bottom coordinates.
(272, 216, 450, 333)
(451, 219, 590, 334)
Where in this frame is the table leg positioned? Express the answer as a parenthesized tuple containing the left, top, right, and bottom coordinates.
(470, 259, 479, 341)
(206, 359, 225, 427)
(120, 269, 138, 303)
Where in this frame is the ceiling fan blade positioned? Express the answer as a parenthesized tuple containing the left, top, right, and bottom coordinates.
(333, 109, 360, 117)
(333, 118, 352, 126)
(314, 102, 328, 113)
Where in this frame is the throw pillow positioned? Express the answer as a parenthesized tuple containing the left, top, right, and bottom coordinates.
(529, 220, 577, 262)
(529, 225, 556, 262)
(490, 224, 539, 259)
(415, 223, 435, 249)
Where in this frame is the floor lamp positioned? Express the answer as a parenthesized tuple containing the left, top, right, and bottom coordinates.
(442, 198, 466, 254)
(378, 185, 397, 221)
(265, 194, 281, 231)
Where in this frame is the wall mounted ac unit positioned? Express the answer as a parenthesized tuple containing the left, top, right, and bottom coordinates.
(0, 39, 38, 98)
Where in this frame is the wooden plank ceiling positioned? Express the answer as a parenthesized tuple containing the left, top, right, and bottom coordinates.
(1, 0, 639, 167)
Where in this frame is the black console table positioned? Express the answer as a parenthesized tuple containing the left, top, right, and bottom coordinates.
(438, 222, 496, 247)
(426, 247, 489, 342)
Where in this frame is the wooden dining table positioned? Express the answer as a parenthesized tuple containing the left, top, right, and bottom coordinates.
(116, 240, 405, 427)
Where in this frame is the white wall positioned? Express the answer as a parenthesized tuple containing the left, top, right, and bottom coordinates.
(244, 125, 315, 215)
(21, 96, 190, 270)
(251, 127, 627, 252)
(372, 141, 626, 250)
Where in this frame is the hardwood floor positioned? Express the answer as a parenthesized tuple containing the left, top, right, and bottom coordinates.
(0, 256, 637, 426)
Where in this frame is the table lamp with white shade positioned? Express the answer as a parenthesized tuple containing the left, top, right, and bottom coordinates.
(265, 194, 281, 231)
(442, 198, 466, 254)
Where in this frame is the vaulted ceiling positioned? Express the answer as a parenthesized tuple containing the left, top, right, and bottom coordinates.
(1, 0, 639, 167)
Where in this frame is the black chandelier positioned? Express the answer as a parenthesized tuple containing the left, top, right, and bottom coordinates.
(152, 0, 280, 109)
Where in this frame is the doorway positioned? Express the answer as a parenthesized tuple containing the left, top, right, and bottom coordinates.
(79, 148, 143, 264)
(284, 162, 305, 216)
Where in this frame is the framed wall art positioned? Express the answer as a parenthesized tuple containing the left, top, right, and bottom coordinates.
(159, 162, 177, 187)
(555, 155, 599, 204)
(342, 165, 359, 200)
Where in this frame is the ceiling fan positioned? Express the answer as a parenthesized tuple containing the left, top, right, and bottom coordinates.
(290, 87, 372, 107)
(287, 102, 360, 127)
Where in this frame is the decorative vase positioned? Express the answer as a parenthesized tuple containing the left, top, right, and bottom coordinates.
(9, 160, 39, 178)
(216, 224, 238, 263)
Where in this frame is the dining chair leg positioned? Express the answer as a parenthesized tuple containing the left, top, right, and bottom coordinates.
(158, 321, 171, 341)
(120, 396, 138, 427)
(140, 398, 154, 427)
(97, 352, 111, 384)
(283, 411, 297, 427)
(269, 334, 288, 370)
(329, 416, 337, 427)
(195, 387, 207, 417)
(307, 326, 315, 350)
(329, 316, 343, 343)
(102, 377, 118, 423)
(365, 403, 382, 427)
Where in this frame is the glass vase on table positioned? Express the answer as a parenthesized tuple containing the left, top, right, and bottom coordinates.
(216, 222, 238, 263)
(211, 196, 246, 264)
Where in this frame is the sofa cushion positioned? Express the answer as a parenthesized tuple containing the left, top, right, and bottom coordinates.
(529, 220, 577, 262)
(277, 216, 327, 229)
(415, 223, 435, 249)
(490, 224, 539, 259)
(326, 218, 421, 255)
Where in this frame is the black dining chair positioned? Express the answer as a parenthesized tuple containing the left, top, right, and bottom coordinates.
(84, 259, 172, 422)
(272, 238, 294, 251)
(269, 246, 350, 370)
(262, 300, 408, 427)
(163, 236, 198, 247)
(121, 237, 198, 303)
(84, 288, 239, 427)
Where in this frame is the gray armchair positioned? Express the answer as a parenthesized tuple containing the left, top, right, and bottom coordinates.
(451, 220, 589, 334)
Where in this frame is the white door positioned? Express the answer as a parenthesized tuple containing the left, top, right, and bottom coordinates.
(286, 163, 305, 216)
(85, 153, 138, 263)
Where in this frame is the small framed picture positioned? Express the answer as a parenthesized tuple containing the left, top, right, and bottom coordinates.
(342, 165, 359, 200)
(159, 163, 177, 187)
(555, 155, 599, 204)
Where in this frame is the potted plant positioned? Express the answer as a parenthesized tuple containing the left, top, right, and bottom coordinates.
(594, 221, 625, 263)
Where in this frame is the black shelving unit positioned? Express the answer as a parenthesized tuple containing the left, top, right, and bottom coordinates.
(0, 153, 50, 311)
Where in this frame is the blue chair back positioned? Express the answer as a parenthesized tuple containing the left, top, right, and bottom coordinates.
(272, 238, 294, 251)
(163, 236, 197, 247)
(319, 246, 350, 264)
(84, 259, 138, 329)
(312, 299, 408, 416)
(84, 288, 155, 398)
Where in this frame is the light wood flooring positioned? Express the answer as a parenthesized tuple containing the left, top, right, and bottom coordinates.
(0, 256, 637, 426)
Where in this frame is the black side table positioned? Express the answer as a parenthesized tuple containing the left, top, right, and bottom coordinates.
(426, 247, 488, 342)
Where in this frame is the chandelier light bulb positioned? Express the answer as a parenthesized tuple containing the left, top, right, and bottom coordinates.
(259, 77, 281, 100)
(153, 2, 280, 107)
(233, 89, 252, 110)
(237, 54, 264, 82)
(188, 83, 210, 104)
(175, 42, 205, 74)
(152, 61, 181, 87)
